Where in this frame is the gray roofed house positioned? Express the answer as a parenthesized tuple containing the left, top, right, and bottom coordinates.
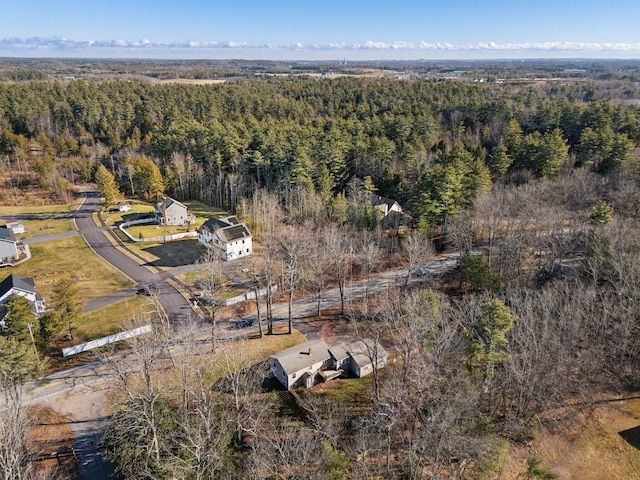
(155, 197, 192, 226)
(0, 274, 45, 315)
(269, 338, 388, 390)
(198, 215, 252, 261)
(0, 227, 21, 265)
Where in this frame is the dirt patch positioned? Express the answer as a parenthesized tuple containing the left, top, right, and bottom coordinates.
(27, 405, 81, 479)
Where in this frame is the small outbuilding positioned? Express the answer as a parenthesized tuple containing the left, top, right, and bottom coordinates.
(4, 219, 25, 235)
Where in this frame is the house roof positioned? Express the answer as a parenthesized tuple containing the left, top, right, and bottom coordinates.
(199, 216, 251, 241)
(270, 339, 330, 375)
(371, 194, 400, 210)
(220, 224, 251, 242)
(0, 274, 36, 299)
(200, 217, 232, 232)
(0, 227, 17, 241)
(156, 197, 187, 211)
(345, 339, 388, 369)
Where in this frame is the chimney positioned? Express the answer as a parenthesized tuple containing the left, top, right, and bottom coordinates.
(308, 347, 311, 355)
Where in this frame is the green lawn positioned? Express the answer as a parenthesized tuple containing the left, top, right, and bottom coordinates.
(101, 200, 155, 226)
(4, 236, 133, 303)
(125, 222, 194, 239)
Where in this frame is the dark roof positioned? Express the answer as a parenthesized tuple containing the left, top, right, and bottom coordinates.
(0, 274, 36, 299)
(200, 217, 232, 232)
(370, 194, 399, 209)
(156, 196, 186, 211)
(198, 216, 250, 241)
(220, 224, 251, 242)
(0, 227, 16, 241)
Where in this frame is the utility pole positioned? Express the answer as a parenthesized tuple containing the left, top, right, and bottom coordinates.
(26, 323, 40, 365)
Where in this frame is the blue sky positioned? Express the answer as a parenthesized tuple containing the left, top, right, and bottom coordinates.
(1, 0, 639, 59)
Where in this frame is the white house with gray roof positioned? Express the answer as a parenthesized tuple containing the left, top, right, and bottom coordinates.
(198, 215, 252, 261)
(0, 227, 21, 265)
(269, 338, 388, 390)
(0, 274, 45, 315)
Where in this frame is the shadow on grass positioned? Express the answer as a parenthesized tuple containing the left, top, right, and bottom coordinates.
(142, 239, 205, 267)
(620, 425, 640, 450)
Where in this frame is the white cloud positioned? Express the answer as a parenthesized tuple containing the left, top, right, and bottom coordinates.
(1, 37, 639, 59)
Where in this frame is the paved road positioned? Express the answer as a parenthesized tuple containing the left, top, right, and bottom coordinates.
(74, 192, 196, 322)
(21, 191, 471, 479)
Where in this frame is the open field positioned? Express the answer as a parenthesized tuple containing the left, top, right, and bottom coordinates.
(3, 235, 133, 302)
(0, 196, 84, 214)
(16, 217, 77, 237)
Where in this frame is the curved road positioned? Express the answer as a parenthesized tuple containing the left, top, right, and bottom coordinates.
(19, 194, 474, 479)
(75, 191, 197, 322)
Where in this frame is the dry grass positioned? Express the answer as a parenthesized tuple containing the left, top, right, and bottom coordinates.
(16, 217, 77, 237)
(496, 395, 640, 480)
(4, 235, 133, 302)
(75, 296, 148, 341)
(27, 405, 81, 480)
(0, 197, 83, 214)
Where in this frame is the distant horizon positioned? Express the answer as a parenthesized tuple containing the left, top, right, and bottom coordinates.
(1, 1, 638, 61)
(1, 37, 640, 62)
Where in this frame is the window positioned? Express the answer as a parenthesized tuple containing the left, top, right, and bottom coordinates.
(292, 373, 297, 379)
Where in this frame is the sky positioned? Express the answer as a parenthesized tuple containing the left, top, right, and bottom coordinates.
(1, 0, 639, 60)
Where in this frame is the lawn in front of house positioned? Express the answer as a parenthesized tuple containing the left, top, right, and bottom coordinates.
(4, 235, 133, 303)
(125, 221, 196, 239)
(16, 217, 77, 238)
(100, 200, 155, 226)
(117, 199, 232, 239)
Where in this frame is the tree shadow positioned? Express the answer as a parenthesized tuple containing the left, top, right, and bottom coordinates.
(619, 426, 640, 450)
(142, 239, 204, 267)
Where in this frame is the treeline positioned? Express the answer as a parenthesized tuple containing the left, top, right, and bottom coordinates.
(1, 76, 639, 229)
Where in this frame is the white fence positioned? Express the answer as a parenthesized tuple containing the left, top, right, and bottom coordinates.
(62, 324, 153, 357)
(119, 218, 198, 243)
(212, 285, 278, 307)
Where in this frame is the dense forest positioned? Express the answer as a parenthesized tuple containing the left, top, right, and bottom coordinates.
(2, 60, 640, 479)
(1, 65, 639, 227)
